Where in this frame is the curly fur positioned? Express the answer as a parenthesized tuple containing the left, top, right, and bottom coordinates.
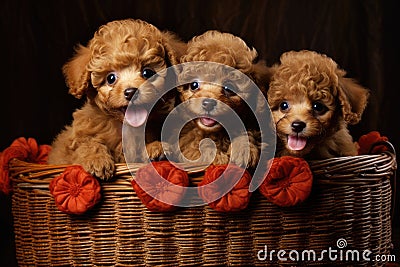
(268, 50, 369, 159)
(48, 19, 185, 179)
(174, 30, 271, 168)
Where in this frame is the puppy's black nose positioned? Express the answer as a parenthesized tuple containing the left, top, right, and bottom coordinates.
(202, 98, 217, 111)
(124, 88, 138, 101)
(291, 121, 306, 132)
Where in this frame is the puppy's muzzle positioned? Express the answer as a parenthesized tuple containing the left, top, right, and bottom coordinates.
(202, 98, 217, 112)
(124, 87, 138, 101)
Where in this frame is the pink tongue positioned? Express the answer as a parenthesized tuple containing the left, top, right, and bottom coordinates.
(288, 135, 307, 151)
(200, 117, 217, 127)
(125, 107, 148, 127)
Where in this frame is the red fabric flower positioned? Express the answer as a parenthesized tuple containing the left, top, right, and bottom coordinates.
(259, 156, 313, 207)
(198, 164, 252, 212)
(0, 152, 8, 194)
(49, 165, 101, 215)
(132, 161, 189, 212)
(0, 137, 51, 194)
(357, 131, 389, 155)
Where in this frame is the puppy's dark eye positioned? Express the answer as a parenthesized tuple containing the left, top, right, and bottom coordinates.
(279, 101, 289, 111)
(222, 82, 237, 97)
(190, 81, 200, 91)
(142, 68, 156, 79)
(312, 101, 327, 114)
(106, 72, 118, 85)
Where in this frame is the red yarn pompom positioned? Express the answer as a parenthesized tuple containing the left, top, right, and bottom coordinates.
(49, 165, 101, 215)
(0, 153, 9, 194)
(198, 164, 252, 212)
(357, 131, 389, 155)
(259, 156, 313, 207)
(132, 161, 189, 212)
(1, 137, 51, 194)
(0, 153, 14, 194)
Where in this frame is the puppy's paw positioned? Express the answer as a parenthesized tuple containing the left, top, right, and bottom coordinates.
(150, 154, 167, 162)
(213, 152, 230, 165)
(146, 141, 170, 161)
(80, 154, 115, 180)
(229, 136, 260, 168)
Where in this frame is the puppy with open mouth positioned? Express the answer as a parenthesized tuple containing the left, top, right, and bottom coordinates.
(48, 19, 185, 179)
(173, 30, 271, 168)
(268, 50, 370, 159)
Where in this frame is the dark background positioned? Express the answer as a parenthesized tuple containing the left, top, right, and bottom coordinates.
(1, 0, 398, 266)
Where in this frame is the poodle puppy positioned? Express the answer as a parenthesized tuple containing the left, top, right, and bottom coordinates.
(48, 19, 185, 179)
(173, 30, 271, 169)
(267, 50, 369, 159)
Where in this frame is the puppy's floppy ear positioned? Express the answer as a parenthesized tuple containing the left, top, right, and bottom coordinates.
(62, 44, 91, 99)
(337, 77, 370, 124)
(252, 61, 273, 90)
(161, 31, 186, 66)
(251, 61, 274, 113)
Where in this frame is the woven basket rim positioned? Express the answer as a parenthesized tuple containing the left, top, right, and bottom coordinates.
(9, 149, 396, 186)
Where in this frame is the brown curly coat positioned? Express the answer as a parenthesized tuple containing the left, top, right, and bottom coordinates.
(268, 50, 369, 159)
(174, 30, 271, 168)
(48, 19, 185, 179)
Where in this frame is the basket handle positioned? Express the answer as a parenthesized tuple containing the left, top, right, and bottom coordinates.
(370, 141, 397, 227)
(368, 140, 396, 155)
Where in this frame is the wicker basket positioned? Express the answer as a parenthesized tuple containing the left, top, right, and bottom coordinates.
(9, 147, 396, 266)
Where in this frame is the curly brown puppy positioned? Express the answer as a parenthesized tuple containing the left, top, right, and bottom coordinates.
(174, 30, 271, 168)
(267, 50, 369, 159)
(48, 19, 185, 179)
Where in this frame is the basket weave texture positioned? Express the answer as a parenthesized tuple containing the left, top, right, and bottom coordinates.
(9, 150, 396, 266)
